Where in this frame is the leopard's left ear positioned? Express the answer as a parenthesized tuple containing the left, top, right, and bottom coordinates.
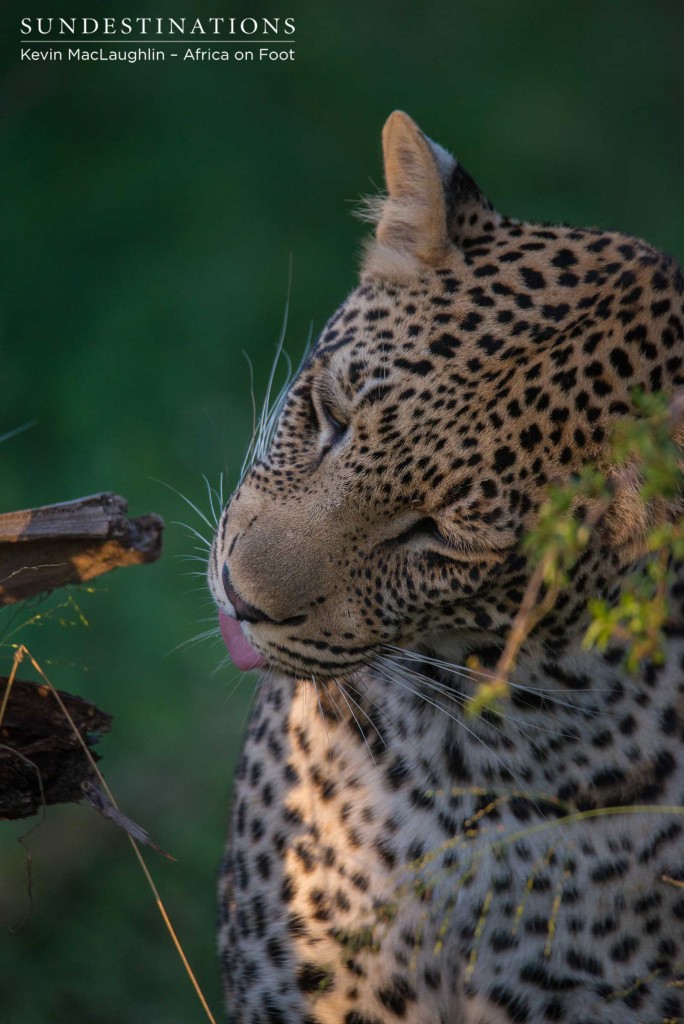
(366, 112, 497, 277)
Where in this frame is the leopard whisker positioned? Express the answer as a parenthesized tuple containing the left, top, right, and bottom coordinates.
(169, 624, 223, 655)
(383, 645, 613, 717)
(173, 520, 213, 550)
(376, 654, 582, 743)
(202, 472, 224, 526)
(373, 661, 533, 804)
(154, 476, 218, 537)
(389, 651, 606, 726)
(349, 671, 433, 766)
(312, 673, 333, 755)
(335, 679, 383, 767)
(241, 264, 294, 478)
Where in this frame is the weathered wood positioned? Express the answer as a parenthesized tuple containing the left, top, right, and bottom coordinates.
(0, 677, 112, 820)
(0, 492, 164, 604)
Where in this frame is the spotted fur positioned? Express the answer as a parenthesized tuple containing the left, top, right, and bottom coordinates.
(208, 112, 684, 1023)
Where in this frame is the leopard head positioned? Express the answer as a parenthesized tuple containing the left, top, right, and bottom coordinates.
(209, 112, 684, 678)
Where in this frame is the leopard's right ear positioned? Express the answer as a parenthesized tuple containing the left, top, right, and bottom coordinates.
(362, 112, 497, 280)
(374, 111, 451, 266)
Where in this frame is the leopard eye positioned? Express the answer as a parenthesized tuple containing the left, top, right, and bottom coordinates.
(311, 392, 348, 449)
(320, 402, 347, 442)
(393, 517, 445, 546)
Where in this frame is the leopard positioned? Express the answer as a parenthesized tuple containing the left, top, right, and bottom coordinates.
(207, 111, 684, 1023)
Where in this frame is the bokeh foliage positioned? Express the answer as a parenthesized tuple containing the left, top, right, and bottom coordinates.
(1, 1, 684, 1020)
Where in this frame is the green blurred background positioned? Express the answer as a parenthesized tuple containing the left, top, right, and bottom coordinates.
(1, 1, 683, 1020)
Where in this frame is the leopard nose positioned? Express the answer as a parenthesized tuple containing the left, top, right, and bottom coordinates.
(222, 564, 274, 624)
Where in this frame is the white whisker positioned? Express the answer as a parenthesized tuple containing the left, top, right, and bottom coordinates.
(312, 673, 333, 755)
(168, 625, 222, 655)
(202, 473, 221, 526)
(382, 644, 611, 719)
(336, 680, 380, 767)
(372, 658, 544, 813)
(376, 654, 579, 743)
(173, 520, 213, 549)
(155, 477, 217, 535)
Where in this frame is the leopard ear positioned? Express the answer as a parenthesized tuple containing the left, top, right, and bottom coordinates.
(375, 111, 451, 266)
(366, 112, 497, 277)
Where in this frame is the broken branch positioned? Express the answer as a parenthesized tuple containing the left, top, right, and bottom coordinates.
(0, 492, 163, 605)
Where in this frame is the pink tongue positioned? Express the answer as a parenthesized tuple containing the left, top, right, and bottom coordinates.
(219, 611, 266, 671)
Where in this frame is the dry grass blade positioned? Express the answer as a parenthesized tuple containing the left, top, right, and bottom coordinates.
(4, 643, 218, 1024)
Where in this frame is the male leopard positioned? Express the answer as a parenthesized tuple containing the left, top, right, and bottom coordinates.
(208, 112, 684, 1023)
